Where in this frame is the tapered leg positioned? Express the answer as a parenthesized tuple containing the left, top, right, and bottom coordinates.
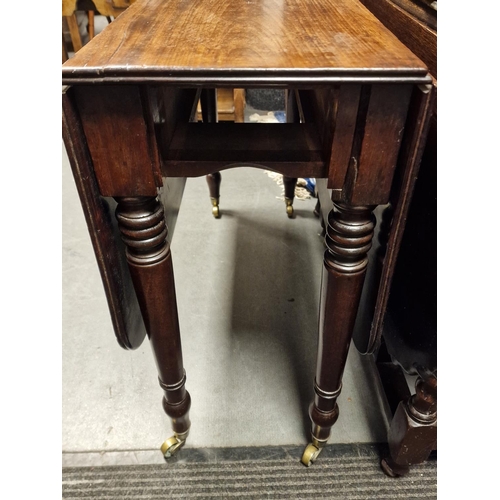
(200, 89, 222, 217)
(114, 196, 191, 458)
(284, 89, 299, 218)
(302, 201, 375, 466)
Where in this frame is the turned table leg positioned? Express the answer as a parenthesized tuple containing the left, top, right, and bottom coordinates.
(302, 201, 376, 466)
(114, 196, 191, 458)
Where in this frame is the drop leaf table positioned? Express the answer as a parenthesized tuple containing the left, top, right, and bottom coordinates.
(62, 0, 434, 466)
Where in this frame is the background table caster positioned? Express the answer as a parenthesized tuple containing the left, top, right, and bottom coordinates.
(301, 443, 323, 467)
(210, 197, 220, 218)
(161, 430, 189, 459)
(285, 198, 294, 218)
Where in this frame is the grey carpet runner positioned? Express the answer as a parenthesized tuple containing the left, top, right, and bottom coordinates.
(62, 444, 437, 499)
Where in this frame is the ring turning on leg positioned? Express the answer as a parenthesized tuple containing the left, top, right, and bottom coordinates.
(114, 196, 192, 457)
(302, 202, 376, 465)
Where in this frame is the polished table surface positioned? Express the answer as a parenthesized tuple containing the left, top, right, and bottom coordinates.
(62, 0, 433, 467)
(62, 0, 428, 84)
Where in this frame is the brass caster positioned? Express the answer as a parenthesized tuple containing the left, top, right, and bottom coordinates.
(161, 431, 188, 459)
(285, 198, 294, 218)
(301, 443, 323, 467)
(211, 197, 220, 218)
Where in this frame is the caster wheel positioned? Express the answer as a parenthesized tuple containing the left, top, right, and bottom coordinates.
(161, 434, 186, 459)
(210, 197, 220, 218)
(301, 443, 322, 467)
(285, 198, 294, 218)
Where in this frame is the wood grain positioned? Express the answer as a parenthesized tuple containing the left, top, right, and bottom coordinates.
(62, 88, 148, 350)
(347, 84, 413, 205)
(73, 85, 161, 197)
(352, 84, 435, 354)
(62, 0, 428, 85)
(327, 85, 361, 191)
(160, 122, 325, 178)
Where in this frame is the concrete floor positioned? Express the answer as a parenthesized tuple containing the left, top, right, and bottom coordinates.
(62, 131, 392, 466)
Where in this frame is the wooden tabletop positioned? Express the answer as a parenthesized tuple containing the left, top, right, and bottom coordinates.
(62, 0, 429, 85)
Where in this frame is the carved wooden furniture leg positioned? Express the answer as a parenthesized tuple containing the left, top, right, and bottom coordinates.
(381, 370, 437, 477)
(114, 196, 191, 459)
(302, 201, 375, 466)
(200, 89, 222, 217)
(283, 175, 297, 218)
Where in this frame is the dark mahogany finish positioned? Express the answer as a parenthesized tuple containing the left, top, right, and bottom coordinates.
(114, 196, 191, 435)
(206, 172, 222, 202)
(311, 202, 375, 445)
(62, 89, 148, 350)
(62, 0, 428, 86)
(283, 176, 298, 203)
(360, 0, 437, 79)
(381, 372, 437, 477)
(62, 0, 432, 464)
(354, 0, 437, 476)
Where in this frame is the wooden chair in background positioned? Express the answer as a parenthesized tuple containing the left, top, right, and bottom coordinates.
(62, 3, 250, 218)
(64, 3, 302, 219)
(62, 0, 134, 61)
